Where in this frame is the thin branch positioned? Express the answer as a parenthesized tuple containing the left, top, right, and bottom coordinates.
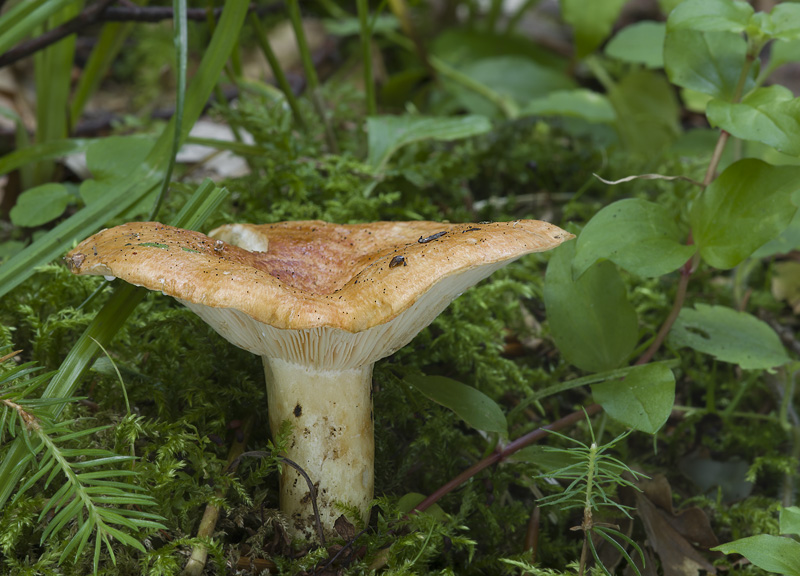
(702, 130, 730, 187)
(0, 2, 282, 69)
(635, 250, 695, 366)
(231, 450, 327, 546)
(318, 525, 372, 572)
(412, 403, 602, 513)
(101, 3, 282, 23)
(0, 0, 116, 69)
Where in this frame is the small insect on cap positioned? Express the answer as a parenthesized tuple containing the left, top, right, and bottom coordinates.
(64, 220, 573, 370)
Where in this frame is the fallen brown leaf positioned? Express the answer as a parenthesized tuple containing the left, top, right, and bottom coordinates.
(635, 475, 717, 576)
(334, 514, 356, 541)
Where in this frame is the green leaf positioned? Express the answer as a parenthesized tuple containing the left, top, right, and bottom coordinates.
(605, 21, 666, 68)
(591, 363, 675, 434)
(366, 115, 491, 170)
(608, 70, 680, 156)
(148, 0, 188, 221)
(707, 86, 800, 155)
(544, 240, 639, 373)
(668, 304, 790, 370)
(509, 445, 583, 471)
(769, 3, 800, 41)
(767, 39, 800, 77)
(405, 375, 507, 436)
(396, 492, 446, 520)
(573, 198, 695, 279)
(0, 138, 91, 178)
(80, 136, 157, 204)
(33, 3, 80, 186)
(431, 28, 567, 71)
(664, 29, 752, 100)
(691, 159, 800, 269)
(781, 506, 800, 537)
(667, 0, 753, 33)
(522, 89, 615, 123)
(713, 535, 800, 576)
(9, 183, 73, 227)
(451, 56, 575, 116)
(561, 0, 627, 58)
(86, 135, 156, 182)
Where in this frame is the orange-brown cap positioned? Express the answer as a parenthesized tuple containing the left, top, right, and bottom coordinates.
(65, 220, 572, 369)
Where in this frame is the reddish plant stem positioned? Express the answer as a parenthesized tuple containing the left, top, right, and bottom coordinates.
(0, 2, 280, 69)
(702, 130, 729, 187)
(636, 243, 695, 366)
(414, 404, 602, 513)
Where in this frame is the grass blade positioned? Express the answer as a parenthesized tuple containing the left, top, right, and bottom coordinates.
(32, 2, 83, 184)
(0, 138, 92, 177)
(249, 12, 307, 130)
(147, 0, 188, 220)
(357, 0, 377, 115)
(69, 20, 135, 126)
(0, 0, 249, 300)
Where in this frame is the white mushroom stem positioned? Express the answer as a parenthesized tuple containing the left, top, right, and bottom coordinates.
(263, 357, 374, 541)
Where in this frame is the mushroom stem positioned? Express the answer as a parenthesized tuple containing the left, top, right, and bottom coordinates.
(263, 357, 374, 541)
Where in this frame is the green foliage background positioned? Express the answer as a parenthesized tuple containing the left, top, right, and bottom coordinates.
(2, 0, 800, 574)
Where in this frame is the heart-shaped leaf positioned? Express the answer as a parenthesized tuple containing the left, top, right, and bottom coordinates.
(367, 115, 491, 170)
(667, 0, 753, 33)
(691, 159, 800, 269)
(665, 29, 753, 100)
(10, 183, 73, 227)
(592, 363, 675, 434)
(605, 21, 666, 68)
(707, 86, 800, 156)
(781, 506, 800, 537)
(668, 304, 790, 370)
(573, 198, 695, 279)
(545, 241, 638, 373)
(523, 89, 615, 123)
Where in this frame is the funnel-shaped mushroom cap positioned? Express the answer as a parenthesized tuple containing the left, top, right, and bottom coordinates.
(65, 220, 573, 370)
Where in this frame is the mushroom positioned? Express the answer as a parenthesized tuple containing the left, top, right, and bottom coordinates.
(64, 219, 573, 541)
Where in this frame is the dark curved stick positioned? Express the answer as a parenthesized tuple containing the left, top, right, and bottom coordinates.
(317, 525, 372, 573)
(0, 0, 116, 69)
(231, 450, 326, 546)
(0, 2, 282, 69)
